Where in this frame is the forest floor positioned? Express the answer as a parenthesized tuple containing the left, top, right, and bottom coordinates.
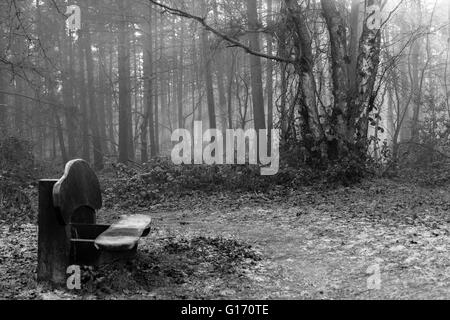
(1, 174, 449, 299)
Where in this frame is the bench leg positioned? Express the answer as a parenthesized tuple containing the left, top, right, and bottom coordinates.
(37, 180, 71, 286)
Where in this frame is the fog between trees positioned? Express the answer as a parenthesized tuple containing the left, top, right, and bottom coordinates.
(0, 0, 449, 169)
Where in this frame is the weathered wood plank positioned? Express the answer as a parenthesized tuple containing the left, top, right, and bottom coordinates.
(53, 159, 102, 225)
(37, 179, 71, 286)
(94, 215, 152, 251)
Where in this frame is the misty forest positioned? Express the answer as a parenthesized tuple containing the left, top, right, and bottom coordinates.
(1, 0, 450, 300)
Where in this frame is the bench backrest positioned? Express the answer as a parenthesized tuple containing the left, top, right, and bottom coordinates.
(53, 159, 102, 225)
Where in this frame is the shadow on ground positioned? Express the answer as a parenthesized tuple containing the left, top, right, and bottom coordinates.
(0, 223, 262, 300)
(77, 236, 262, 299)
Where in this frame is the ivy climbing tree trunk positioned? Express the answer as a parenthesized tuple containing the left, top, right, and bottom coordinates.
(283, 0, 323, 161)
(320, 0, 382, 160)
(353, 0, 382, 154)
(321, 0, 351, 159)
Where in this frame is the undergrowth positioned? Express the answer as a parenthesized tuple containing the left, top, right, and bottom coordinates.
(102, 152, 379, 208)
(0, 136, 39, 224)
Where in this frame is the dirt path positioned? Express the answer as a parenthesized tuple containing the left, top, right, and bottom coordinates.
(143, 206, 448, 299)
(1, 179, 449, 299)
(137, 179, 450, 299)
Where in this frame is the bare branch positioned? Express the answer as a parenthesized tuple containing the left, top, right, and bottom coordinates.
(147, 0, 294, 64)
(0, 90, 65, 109)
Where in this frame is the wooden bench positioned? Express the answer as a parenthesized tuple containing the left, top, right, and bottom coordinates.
(37, 159, 152, 285)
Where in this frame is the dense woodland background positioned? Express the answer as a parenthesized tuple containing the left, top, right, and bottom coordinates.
(1, 0, 450, 174)
(2, 0, 450, 300)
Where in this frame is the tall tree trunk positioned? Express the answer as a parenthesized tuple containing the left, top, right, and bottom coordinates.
(177, 27, 184, 129)
(247, 0, 266, 131)
(106, 41, 116, 154)
(321, 0, 382, 159)
(353, 0, 382, 152)
(117, 0, 131, 163)
(11, 0, 23, 136)
(278, 38, 288, 136)
(399, 9, 413, 143)
(266, 0, 274, 151)
(0, 30, 5, 134)
(47, 73, 68, 163)
(321, 0, 350, 158)
(53, 110, 68, 164)
(62, 32, 76, 158)
(128, 32, 136, 162)
(192, 26, 202, 122)
(141, 38, 149, 163)
(77, 30, 90, 163)
(160, 20, 170, 150)
(142, 4, 156, 162)
(348, 0, 363, 92)
(84, 25, 104, 170)
(410, 1, 423, 142)
(14, 79, 24, 135)
(284, 0, 321, 159)
(410, 40, 421, 142)
(154, 8, 160, 156)
(200, 0, 216, 129)
(212, 0, 227, 130)
(227, 51, 236, 129)
(13, 39, 24, 135)
(97, 39, 108, 154)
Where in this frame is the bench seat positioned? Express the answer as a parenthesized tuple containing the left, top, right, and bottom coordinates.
(95, 215, 152, 251)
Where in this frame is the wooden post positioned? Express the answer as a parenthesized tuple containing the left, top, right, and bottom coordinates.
(37, 179, 71, 286)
